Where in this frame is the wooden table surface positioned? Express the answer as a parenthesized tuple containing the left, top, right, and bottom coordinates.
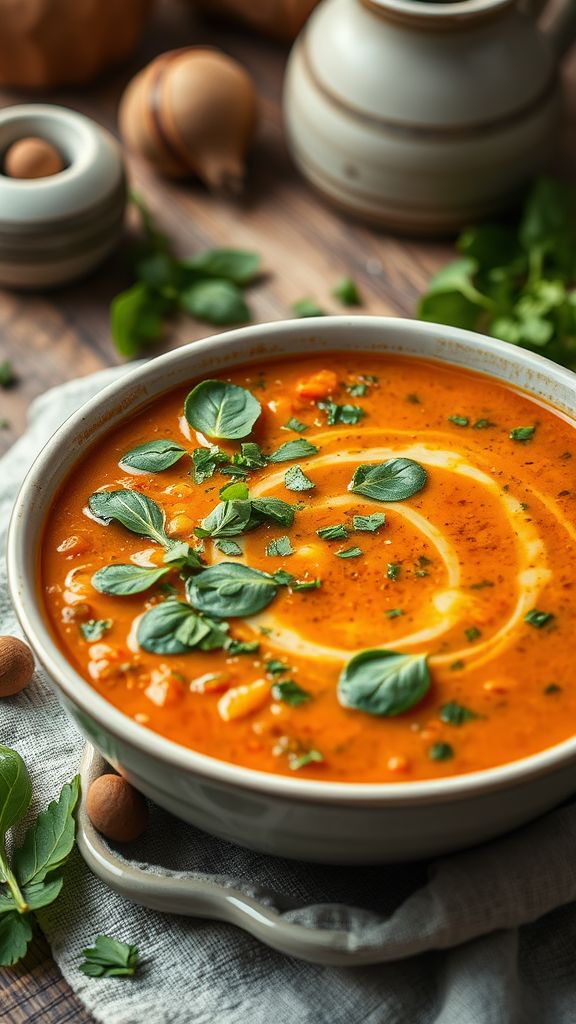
(0, 2, 574, 1020)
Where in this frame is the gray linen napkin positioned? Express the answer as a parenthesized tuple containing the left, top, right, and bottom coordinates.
(2, 366, 576, 1024)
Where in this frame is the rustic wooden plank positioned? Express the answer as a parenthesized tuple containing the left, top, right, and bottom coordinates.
(0, 933, 93, 1023)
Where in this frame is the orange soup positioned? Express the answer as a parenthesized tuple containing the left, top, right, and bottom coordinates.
(41, 353, 576, 782)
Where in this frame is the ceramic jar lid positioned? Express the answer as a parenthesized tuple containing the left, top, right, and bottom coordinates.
(0, 104, 126, 289)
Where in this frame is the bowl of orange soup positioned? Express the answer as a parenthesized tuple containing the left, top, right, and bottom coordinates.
(8, 316, 576, 863)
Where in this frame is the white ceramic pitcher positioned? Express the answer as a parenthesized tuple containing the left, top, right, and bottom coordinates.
(283, 0, 576, 233)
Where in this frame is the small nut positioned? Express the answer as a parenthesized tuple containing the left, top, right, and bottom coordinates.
(0, 636, 34, 697)
(4, 137, 65, 179)
(86, 774, 148, 842)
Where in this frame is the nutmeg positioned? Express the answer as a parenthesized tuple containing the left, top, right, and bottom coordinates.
(4, 137, 65, 179)
(0, 636, 35, 697)
(86, 773, 149, 842)
(119, 48, 257, 193)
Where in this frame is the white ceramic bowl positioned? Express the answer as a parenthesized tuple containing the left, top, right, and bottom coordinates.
(8, 317, 576, 864)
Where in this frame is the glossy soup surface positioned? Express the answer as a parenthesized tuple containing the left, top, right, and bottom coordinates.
(41, 352, 576, 782)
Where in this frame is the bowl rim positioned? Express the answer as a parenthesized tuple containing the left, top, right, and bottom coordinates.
(8, 315, 576, 806)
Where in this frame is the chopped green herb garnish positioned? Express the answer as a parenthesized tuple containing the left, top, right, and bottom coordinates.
(450, 659, 465, 671)
(79, 935, 140, 979)
(335, 546, 363, 559)
(387, 563, 400, 580)
(272, 680, 312, 706)
(272, 569, 295, 586)
(464, 626, 482, 642)
(215, 539, 243, 556)
(439, 702, 479, 725)
(473, 419, 496, 429)
(332, 277, 362, 306)
(282, 416, 309, 434)
(80, 619, 112, 641)
(386, 608, 404, 619)
(266, 659, 290, 676)
(219, 480, 249, 502)
(232, 441, 268, 469)
(544, 683, 562, 694)
(293, 577, 322, 591)
(288, 748, 324, 770)
(317, 400, 366, 426)
(292, 298, 326, 318)
(192, 445, 228, 484)
(268, 439, 318, 463)
(510, 426, 536, 442)
(448, 415, 469, 427)
(469, 579, 494, 590)
(284, 465, 315, 491)
(525, 608, 554, 628)
(265, 535, 294, 557)
(226, 639, 260, 655)
(317, 523, 348, 540)
(429, 742, 454, 761)
(352, 513, 386, 533)
(346, 382, 368, 397)
(406, 393, 420, 404)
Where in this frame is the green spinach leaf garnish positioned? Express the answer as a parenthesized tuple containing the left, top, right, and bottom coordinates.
(232, 442, 268, 469)
(284, 465, 315, 491)
(272, 680, 312, 706)
(92, 563, 169, 596)
(349, 458, 427, 502)
(119, 439, 187, 473)
(137, 601, 229, 654)
(89, 490, 170, 546)
(219, 480, 250, 502)
(186, 563, 280, 617)
(353, 513, 386, 532)
(184, 380, 261, 440)
(338, 649, 430, 717)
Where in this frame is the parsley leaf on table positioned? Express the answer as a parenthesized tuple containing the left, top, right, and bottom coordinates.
(80, 935, 140, 978)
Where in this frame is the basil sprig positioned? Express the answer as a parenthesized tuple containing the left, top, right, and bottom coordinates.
(184, 380, 261, 440)
(198, 497, 295, 539)
(119, 439, 187, 473)
(186, 562, 280, 617)
(349, 459, 427, 502)
(338, 648, 430, 716)
(137, 601, 229, 654)
(89, 490, 170, 546)
(92, 564, 170, 596)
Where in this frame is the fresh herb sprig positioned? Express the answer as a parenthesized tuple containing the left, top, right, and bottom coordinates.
(0, 745, 80, 967)
(418, 178, 576, 369)
(80, 935, 140, 978)
(111, 193, 261, 357)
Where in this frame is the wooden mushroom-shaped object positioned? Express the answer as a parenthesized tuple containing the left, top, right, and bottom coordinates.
(0, 0, 152, 88)
(119, 48, 258, 194)
(192, 0, 320, 40)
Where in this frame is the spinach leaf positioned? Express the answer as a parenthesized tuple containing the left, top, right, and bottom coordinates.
(184, 380, 261, 439)
(13, 777, 80, 886)
(317, 401, 365, 426)
(92, 564, 169, 596)
(251, 498, 295, 527)
(284, 465, 315, 491)
(349, 458, 427, 502)
(338, 649, 430, 717)
(0, 745, 32, 851)
(353, 513, 386, 532)
(180, 279, 250, 326)
(88, 490, 170, 546)
(317, 524, 348, 540)
(198, 499, 254, 538)
(80, 934, 140, 979)
(119, 439, 187, 473)
(265, 535, 294, 557)
(272, 680, 312, 706)
(219, 480, 249, 502)
(183, 248, 260, 286)
(192, 445, 228, 483)
(137, 601, 229, 654)
(80, 619, 112, 641)
(268, 439, 319, 463)
(187, 562, 280, 617)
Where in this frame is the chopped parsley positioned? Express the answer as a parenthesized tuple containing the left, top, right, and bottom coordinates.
(272, 680, 312, 706)
(465, 626, 482, 642)
(387, 563, 400, 580)
(226, 639, 260, 655)
(282, 417, 309, 433)
(429, 742, 454, 761)
(336, 546, 363, 559)
(524, 608, 554, 628)
(317, 400, 366, 426)
(510, 425, 536, 442)
(406, 393, 420, 404)
(288, 748, 324, 770)
(265, 535, 294, 557)
(80, 619, 112, 641)
(473, 419, 496, 429)
(317, 523, 348, 540)
(284, 465, 315, 491)
(439, 702, 479, 725)
(266, 659, 290, 676)
(353, 513, 386, 532)
(448, 415, 469, 427)
(386, 608, 404, 618)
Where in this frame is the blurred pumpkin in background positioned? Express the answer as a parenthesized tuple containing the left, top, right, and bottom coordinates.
(0, 0, 152, 87)
(191, 0, 320, 40)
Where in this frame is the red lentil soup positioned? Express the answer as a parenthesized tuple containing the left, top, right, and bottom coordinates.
(41, 353, 576, 782)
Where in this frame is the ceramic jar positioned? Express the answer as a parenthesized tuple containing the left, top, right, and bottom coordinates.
(0, 105, 126, 288)
(283, 0, 576, 233)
